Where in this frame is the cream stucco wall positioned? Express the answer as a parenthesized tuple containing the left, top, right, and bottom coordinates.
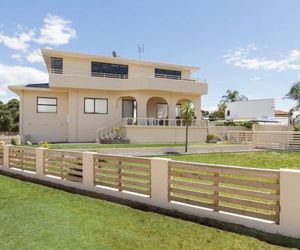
(17, 88, 203, 143)
(21, 89, 68, 143)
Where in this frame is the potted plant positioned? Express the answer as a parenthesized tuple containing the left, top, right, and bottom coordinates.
(206, 134, 218, 143)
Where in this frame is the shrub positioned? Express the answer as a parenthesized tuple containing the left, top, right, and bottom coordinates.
(38, 141, 51, 149)
(295, 125, 300, 132)
(207, 134, 217, 140)
(240, 120, 257, 128)
(0, 140, 5, 145)
(10, 138, 17, 145)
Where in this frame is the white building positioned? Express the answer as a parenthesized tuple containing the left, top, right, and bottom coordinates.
(225, 99, 275, 120)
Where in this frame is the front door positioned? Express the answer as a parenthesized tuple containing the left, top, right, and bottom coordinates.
(122, 100, 135, 118)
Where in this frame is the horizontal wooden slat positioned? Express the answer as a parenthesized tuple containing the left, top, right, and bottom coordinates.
(169, 161, 279, 179)
(94, 181, 119, 189)
(121, 179, 150, 188)
(121, 186, 150, 195)
(170, 187, 215, 200)
(120, 164, 149, 172)
(169, 196, 215, 210)
(218, 205, 278, 222)
(95, 175, 119, 183)
(95, 168, 118, 175)
(218, 196, 279, 211)
(121, 172, 149, 180)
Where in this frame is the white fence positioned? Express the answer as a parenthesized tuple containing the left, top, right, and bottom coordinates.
(227, 131, 300, 151)
(0, 145, 300, 238)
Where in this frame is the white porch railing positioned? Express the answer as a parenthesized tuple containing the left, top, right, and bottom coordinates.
(121, 117, 208, 127)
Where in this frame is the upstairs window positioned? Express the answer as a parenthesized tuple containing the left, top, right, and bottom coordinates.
(155, 68, 181, 80)
(91, 62, 128, 79)
(84, 98, 108, 114)
(227, 110, 230, 116)
(51, 57, 63, 74)
(37, 97, 57, 113)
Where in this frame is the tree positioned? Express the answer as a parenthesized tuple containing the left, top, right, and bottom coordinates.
(0, 98, 19, 132)
(285, 82, 300, 110)
(222, 90, 248, 103)
(209, 90, 248, 120)
(180, 101, 194, 152)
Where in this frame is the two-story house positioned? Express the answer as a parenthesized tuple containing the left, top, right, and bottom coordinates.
(9, 49, 208, 143)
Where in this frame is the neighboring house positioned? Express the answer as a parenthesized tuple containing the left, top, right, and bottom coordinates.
(275, 110, 290, 118)
(9, 49, 208, 143)
(225, 99, 275, 121)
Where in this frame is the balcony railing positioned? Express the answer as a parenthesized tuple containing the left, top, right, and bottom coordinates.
(50, 69, 200, 82)
(91, 72, 128, 79)
(121, 117, 208, 127)
(155, 73, 181, 80)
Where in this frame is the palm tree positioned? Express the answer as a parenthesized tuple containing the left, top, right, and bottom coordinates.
(285, 82, 300, 110)
(180, 101, 194, 152)
(222, 90, 248, 103)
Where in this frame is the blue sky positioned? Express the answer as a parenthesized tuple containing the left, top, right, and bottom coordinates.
(0, 0, 299, 111)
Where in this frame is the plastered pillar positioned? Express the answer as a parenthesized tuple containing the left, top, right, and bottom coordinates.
(36, 147, 45, 175)
(82, 152, 97, 187)
(3, 145, 13, 168)
(279, 169, 300, 238)
(150, 158, 170, 207)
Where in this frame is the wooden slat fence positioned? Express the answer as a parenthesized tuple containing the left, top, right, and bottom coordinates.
(94, 154, 151, 196)
(43, 150, 83, 183)
(228, 130, 300, 151)
(0, 145, 3, 165)
(227, 131, 253, 144)
(254, 131, 300, 151)
(168, 161, 280, 223)
(8, 146, 36, 171)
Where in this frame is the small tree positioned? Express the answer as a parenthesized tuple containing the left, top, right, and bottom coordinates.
(180, 101, 194, 152)
(285, 82, 300, 110)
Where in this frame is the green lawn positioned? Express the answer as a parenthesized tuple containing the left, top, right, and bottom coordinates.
(0, 175, 294, 250)
(24, 142, 229, 150)
(164, 151, 300, 169)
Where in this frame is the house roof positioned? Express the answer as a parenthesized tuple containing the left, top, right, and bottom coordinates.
(24, 83, 49, 88)
(275, 110, 290, 116)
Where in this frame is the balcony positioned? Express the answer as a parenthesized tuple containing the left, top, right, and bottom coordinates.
(49, 70, 208, 94)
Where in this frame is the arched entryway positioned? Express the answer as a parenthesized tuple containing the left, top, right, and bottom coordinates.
(117, 96, 137, 124)
(146, 97, 169, 119)
(176, 99, 195, 119)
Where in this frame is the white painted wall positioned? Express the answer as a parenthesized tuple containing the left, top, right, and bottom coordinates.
(225, 99, 275, 120)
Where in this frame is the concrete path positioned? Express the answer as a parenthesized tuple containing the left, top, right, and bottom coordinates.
(85, 144, 255, 156)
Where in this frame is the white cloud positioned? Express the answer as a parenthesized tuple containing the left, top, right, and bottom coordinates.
(0, 14, 76, 65)
(0, 63, 48, 100)
(224, 44, 300, 72)
(11, 53, 22, 62)
(251, 76, 261, 81)
(0, 30, 34, 52)
(35, 14, 76, 46)
(0, 63, 48, 84)
(26, 49, 43, 63)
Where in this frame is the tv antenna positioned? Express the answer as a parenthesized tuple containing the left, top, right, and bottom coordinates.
(137, 44, 144, 61)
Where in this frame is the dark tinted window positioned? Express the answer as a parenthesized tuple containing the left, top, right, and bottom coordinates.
(91, 62, 128, 78)
(51, 57, 63, 73)
(155, 68, 181, 79)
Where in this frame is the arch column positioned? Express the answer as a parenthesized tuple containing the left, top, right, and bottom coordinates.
(192, 96, 202, 119)
(136, 96, 147, 118)
(168, 99, 177, 119)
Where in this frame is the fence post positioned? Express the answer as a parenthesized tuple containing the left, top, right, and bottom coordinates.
(150, 158, 170, 207)
(279, 169, 300, 238)
(82, 152, 96, 187)
(36, 147, 45, 175)
(3, 144, 13, 168)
